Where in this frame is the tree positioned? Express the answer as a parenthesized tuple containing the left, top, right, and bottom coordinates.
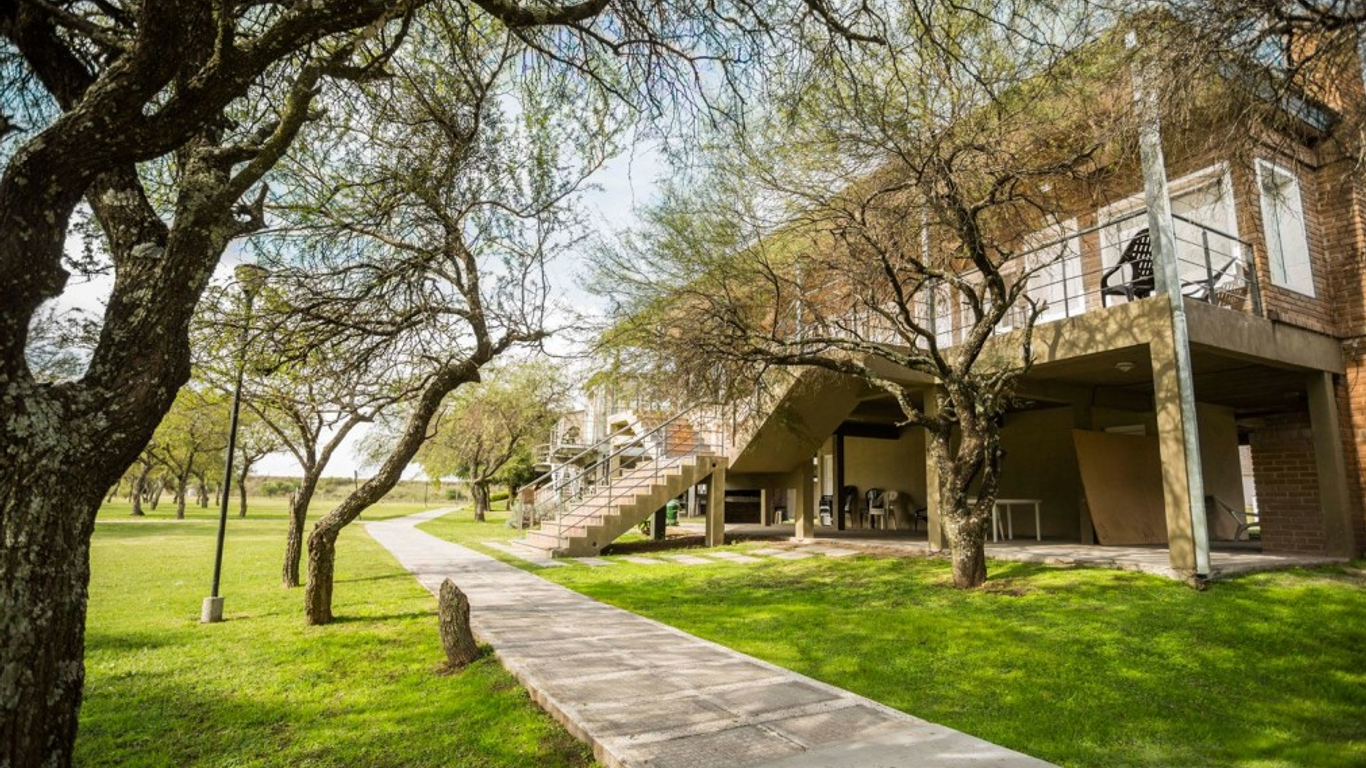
(0, 0, 885, 761)
(279, 11, 589, 623)
(147, 390, 228, 520)
(234, 412, 280, 518)
(419, 364, 567, 521)
(595, 1, 1139, 587)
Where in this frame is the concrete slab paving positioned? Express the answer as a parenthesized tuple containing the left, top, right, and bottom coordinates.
(484, 539, 568, 567)
(749, 548, 788, 556)
(707, 551, 765, 564)
(365, 510, 1056, 768)
(620, 556, 667, 565)
(575, 557, 616, 567)
(662, 553, 717, 565)
(769, 551, 815, 560)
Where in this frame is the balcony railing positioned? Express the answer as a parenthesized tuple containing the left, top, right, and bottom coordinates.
(827, 209, 1261, 349)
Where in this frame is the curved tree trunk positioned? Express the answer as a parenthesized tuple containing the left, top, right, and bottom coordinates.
(306, 359, 484, 625)
(0, 470, 100, 768)
(471, 481, 490, 522)
(283, 473, 320, 588)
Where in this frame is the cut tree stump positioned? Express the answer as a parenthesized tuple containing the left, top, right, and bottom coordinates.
(438, 578, 482, 671)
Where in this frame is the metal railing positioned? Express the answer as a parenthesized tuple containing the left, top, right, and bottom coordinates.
(520, 404, 727, 551)
(825, 210, 1261, 349)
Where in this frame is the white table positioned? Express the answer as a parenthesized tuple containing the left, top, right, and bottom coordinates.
(990, 498, 1042, 542)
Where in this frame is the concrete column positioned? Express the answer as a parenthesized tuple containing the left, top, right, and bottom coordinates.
(1073, 400, 1096, 545)
(923, 387, 946, 552)
(1150, 334, 1210, 577)
(1306, 371, 1357, 557)
(759, 488, 769, 526)
(705, 461, 727, 547)
(794, 459, 816, 540)
(1132, 41, 1210, 578)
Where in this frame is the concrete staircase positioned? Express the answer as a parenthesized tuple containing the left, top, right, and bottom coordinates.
(518, 408, 728, 557)
(520, 454, 726, 557)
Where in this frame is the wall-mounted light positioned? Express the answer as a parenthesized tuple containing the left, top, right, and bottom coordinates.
(1115, 361, 1135, 373)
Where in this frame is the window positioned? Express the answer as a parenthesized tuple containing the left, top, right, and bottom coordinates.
(1256, 160, 1315, 296)
(1099, 166, 1243, 300)
(1025, 218, 1083, 323)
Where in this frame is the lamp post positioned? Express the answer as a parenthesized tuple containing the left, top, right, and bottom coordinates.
(202, 264, 269, 624)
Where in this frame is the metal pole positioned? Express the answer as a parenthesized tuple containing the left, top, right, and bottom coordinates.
(202, 269, 262, 623)
(1130, 34, 1210, 579)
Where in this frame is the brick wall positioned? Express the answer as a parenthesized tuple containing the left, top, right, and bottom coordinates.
(1338, 343, 1366, 550)
(1249, 411, 1330, 554)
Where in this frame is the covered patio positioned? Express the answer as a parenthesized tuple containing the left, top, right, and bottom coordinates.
(710, 523, 1345, 581)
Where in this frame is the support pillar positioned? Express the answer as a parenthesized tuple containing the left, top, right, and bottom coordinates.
(650, 508, 667, 542)
(705, 461, 727, 547)
(794, 458, 816, 540)
(924, 387, 947, 552)
(1151, 334, 1209, 577)
(1306, 371, 1356, 557)
(1132, 41, 1210, 578)
(1073, 400, 1096, 545)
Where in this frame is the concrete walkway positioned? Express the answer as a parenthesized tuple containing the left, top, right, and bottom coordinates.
(366, 511, 1054, 768)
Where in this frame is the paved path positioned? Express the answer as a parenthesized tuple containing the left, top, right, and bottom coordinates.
(366, 511, 1054, 768)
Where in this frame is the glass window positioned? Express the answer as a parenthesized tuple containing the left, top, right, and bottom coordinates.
(1100, 168, 1243, 301)
(1025, 218, 1083, 323)
(1256, 160, 1315, 296)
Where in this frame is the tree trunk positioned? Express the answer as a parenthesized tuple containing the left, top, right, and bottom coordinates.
(0, 480, 98, 768)
(175, 483, 187, 519)
(944, 511, 988, 588)
(305, 359, 484, 624)
(437, 579, 481, 670)
(304, 525, 339, 624)
(237, 462, 252, 518)
(283, 473, 320, 588)
(471, 481, 490, 522)
(131, 464, 151, 517)
(929, 413, 1002, 589)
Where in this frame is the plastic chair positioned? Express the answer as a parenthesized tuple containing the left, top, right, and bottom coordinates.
(1101, 230, 1155, 305)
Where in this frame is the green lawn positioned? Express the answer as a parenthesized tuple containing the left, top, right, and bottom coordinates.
(424, 511, 1366, 768)
(96, 497, 437, 521)
(79, 512, 594, 768)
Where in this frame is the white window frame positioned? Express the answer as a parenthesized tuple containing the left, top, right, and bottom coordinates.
(1255, 159, 1315, 297)
(1023, 218, 1083, 324)
(1097, 164, 1242, 300)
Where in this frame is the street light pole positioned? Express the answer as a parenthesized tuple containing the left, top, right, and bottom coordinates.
(202, 264, 269, 624)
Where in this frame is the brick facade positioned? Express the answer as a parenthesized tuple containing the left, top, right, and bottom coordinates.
(1249, 411, 1330, 554)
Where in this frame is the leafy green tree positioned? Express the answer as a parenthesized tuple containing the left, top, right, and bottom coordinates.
(596, 2, 1138, 588)
(148, 390, 229, 520)
(419, 364, 567, 521)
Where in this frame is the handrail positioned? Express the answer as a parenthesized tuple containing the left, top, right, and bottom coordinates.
(518, 420, 636, 496)
(538, 403, 710, 502)
(524, 403, 726, 550)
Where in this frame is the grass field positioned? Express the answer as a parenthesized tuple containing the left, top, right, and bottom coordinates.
(78, 505, 594, 768)
(423, 511, 1366, 768)
(95, 497, 435, 521)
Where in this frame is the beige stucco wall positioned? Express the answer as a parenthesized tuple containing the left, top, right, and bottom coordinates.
(842, 430, 929, 509)
(997, 407, 1083, 539)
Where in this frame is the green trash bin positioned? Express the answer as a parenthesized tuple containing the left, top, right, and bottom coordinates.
(665, 499, 681, 526)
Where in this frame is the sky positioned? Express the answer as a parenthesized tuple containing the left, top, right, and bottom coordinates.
(48, 139, 667, 481)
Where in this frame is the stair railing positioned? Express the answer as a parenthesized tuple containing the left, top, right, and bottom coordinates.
(531, 404, 727, 551)
(512, 421, 637, 530)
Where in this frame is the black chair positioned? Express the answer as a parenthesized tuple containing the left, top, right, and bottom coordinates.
(841, 485, 859, 531)
(1101, 229, 1155, 305)
(818, 494, 834, 527)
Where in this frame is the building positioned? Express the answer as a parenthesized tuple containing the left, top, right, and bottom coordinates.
(519, 32, 1366, 578)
